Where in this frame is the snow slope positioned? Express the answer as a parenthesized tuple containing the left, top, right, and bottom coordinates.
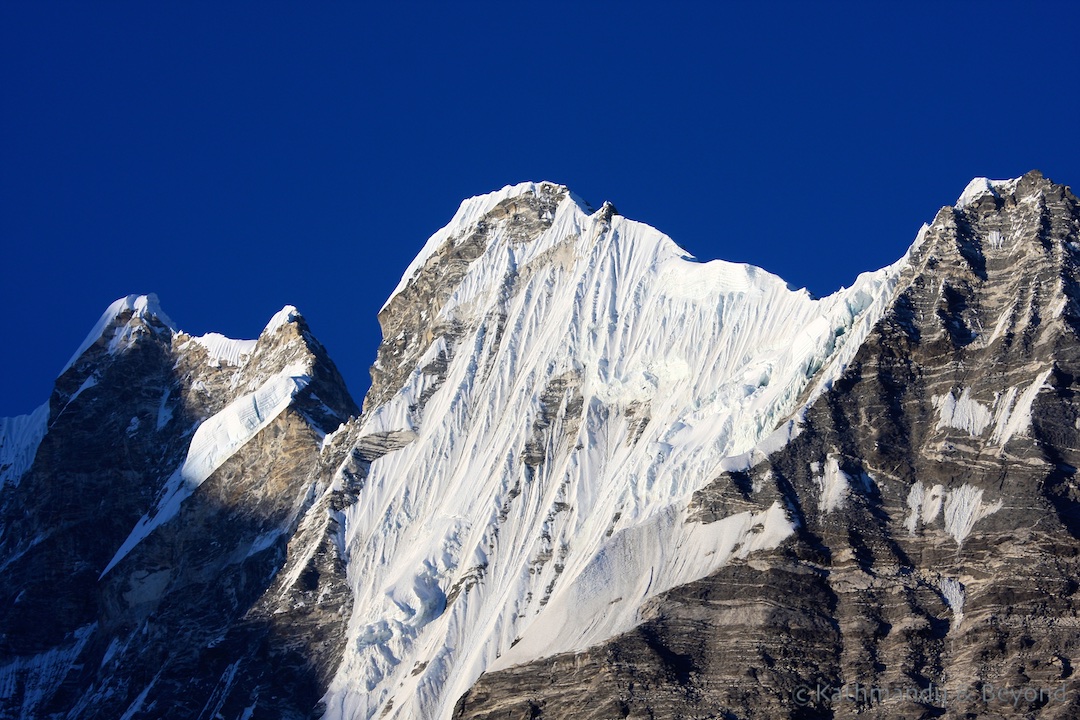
(321, 182, 914, 719)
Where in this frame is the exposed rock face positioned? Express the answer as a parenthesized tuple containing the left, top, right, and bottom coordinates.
(3, 173, 1080, 720)
(0, 300, 359, 719)
(453, 173, 1080, 718)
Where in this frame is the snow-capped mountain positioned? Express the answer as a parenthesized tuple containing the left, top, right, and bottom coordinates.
(321, 182, 907, 720)
(2, 171, 1079, 719)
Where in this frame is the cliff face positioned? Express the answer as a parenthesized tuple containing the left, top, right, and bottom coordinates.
(453, 173, 1080, 719)
(2, 173, 1079, 720)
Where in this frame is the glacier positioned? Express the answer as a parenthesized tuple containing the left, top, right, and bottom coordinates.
(319, 181, 916, 719)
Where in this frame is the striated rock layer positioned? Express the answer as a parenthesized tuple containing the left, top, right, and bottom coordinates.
(1, 172, 1079, 720)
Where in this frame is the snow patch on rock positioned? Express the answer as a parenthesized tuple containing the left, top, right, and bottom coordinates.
(939, 577, 965, 627)
(905, 481, 1005, 544)
(815, 455, 850, 514)
(943, 484, 1003, 544)
(934, 387, 993, 437)
(182, 333, 258, 368)
(101, 363, 311, 576)
(990, 369, 1052, 446)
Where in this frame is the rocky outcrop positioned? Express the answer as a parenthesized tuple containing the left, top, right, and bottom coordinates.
(453, 172, 1080, 719)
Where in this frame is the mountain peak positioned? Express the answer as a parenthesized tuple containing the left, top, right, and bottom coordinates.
(60, 293, 176, 377)
(381, 182, 579, 310)
(262, 304, 302, 336)
(952, 169, 1073, 211)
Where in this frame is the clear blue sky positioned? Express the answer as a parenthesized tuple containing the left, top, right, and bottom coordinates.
(3, 2, 1079, 416)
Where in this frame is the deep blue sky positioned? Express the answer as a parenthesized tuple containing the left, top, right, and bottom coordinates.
(3, 3, 1079, 416)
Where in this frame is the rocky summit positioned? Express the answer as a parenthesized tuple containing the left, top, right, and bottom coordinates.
(2, 171, 1079, 719)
